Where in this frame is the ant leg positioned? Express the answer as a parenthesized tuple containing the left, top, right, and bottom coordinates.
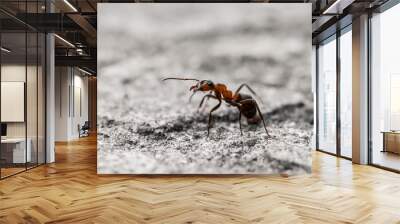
(207, 98, 222, 137)
(238, 110, 243, 136)
(235, 83, 258, 96)
(198, 94, 217, 110)
(225, 100, 243, 135)
(240, 99, 271, 137)
(254, 101, 271, 138)
(235, 83, 264, 104)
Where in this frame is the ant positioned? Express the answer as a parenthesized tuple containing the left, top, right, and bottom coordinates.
(163, 77, 271, 137)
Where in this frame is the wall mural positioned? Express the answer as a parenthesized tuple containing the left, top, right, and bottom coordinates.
(98, 3, 313, 174)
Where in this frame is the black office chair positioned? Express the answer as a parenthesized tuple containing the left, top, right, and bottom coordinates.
(79, 121, 90, 138)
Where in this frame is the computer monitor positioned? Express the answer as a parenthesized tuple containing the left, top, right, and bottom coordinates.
(1, 123, 7, 137)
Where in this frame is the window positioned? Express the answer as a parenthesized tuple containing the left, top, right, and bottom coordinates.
(339, 27, 352, 158)
(317, 35, 337, 154)
(370, 3, 400, 171)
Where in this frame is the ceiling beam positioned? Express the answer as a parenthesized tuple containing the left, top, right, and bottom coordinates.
(322, 0, 356, 14)
(55, 55, 96, 73)
(67, 13, 97, 46)
(14, 13, 83, 32)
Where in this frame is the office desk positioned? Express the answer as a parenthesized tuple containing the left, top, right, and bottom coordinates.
(382, 131, 400, 155)
(1, 138, 31, 163)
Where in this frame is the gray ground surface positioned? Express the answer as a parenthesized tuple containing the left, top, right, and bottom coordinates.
(97, 4, 313, 174)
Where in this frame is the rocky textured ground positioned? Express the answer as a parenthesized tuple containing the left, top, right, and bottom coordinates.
(97, 4, 313, 174)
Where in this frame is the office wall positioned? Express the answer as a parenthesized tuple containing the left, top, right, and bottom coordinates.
(1, 64, 41, 139)
(1, 65, 25, 140)
(55, 66, 70, 141)
(74, 72, 89, 129)
(1, 62, 45, 170)
(55, 67, 89, 141)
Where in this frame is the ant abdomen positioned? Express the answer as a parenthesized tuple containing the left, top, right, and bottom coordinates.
(239, 99, 258, 121)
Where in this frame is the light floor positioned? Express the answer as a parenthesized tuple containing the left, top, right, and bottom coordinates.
(0, 167, 25, 178)
(1, 163, 43, 178)
(372, 150, 400, 171)
(0, 135, 400, 223)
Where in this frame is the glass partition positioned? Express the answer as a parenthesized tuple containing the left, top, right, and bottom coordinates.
(0, 3, 46, 179)
(27, 30, 38, 169)
(1, 31, 28, 177)
(317, 35, 337, 154)
(371, 3, 400, 171)
(26, 0, 42, 169)
(38, 32, 45, 165)
(339, 27, 352, 158)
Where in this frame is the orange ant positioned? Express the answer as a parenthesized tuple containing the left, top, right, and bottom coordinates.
(163, 77, 271, 137)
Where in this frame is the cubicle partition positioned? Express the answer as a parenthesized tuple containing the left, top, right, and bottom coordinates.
(0, 2, 46, 179)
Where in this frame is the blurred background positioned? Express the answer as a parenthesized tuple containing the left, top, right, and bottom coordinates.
(97, 3, 312, 174)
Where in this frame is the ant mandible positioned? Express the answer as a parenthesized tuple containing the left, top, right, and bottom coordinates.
(163, 77, 271, 138)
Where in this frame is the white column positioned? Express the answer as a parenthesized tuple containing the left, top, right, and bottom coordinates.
(352, 14, 369, 164)
(45, 0, 55, 163)
(46, 33, 55, 163)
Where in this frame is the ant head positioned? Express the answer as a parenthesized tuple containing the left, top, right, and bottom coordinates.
(190, 80, 214, 92)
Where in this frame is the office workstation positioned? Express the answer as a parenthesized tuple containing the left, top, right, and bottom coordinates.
(0, 9, 95, 179)
(1, 82, 32, 168)
(0, 30, 46, 178)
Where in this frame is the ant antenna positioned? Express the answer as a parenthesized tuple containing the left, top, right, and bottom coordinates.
(162, 77, 200, 82)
